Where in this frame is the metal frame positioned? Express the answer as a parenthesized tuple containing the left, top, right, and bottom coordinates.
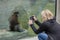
(55, 0, 57, 18)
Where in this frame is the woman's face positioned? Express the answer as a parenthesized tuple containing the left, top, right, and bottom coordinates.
(41, 14, 47, 22)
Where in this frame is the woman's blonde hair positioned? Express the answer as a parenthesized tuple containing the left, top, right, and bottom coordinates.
(41, 9, 54, 22)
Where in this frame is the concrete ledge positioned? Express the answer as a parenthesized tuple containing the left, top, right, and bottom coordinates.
(0, 29, 28, 40)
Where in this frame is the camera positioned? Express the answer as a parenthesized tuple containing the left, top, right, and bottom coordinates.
(30, 16, 34, 20)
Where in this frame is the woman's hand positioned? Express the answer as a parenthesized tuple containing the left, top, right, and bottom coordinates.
(33, 15, 37, 21)
(28, 20, 34, 25)
(28, 15, 38, 25)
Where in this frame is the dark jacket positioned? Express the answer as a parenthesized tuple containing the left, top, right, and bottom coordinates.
(30, 18, 60, 40)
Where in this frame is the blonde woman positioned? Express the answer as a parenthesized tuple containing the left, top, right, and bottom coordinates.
(28, 9, 60, 40)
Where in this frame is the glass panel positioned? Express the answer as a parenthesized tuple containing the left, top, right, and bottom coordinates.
(0, 0, 56, 39)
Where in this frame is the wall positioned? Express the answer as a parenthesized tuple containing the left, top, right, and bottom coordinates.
(56, 0, 60, 23)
